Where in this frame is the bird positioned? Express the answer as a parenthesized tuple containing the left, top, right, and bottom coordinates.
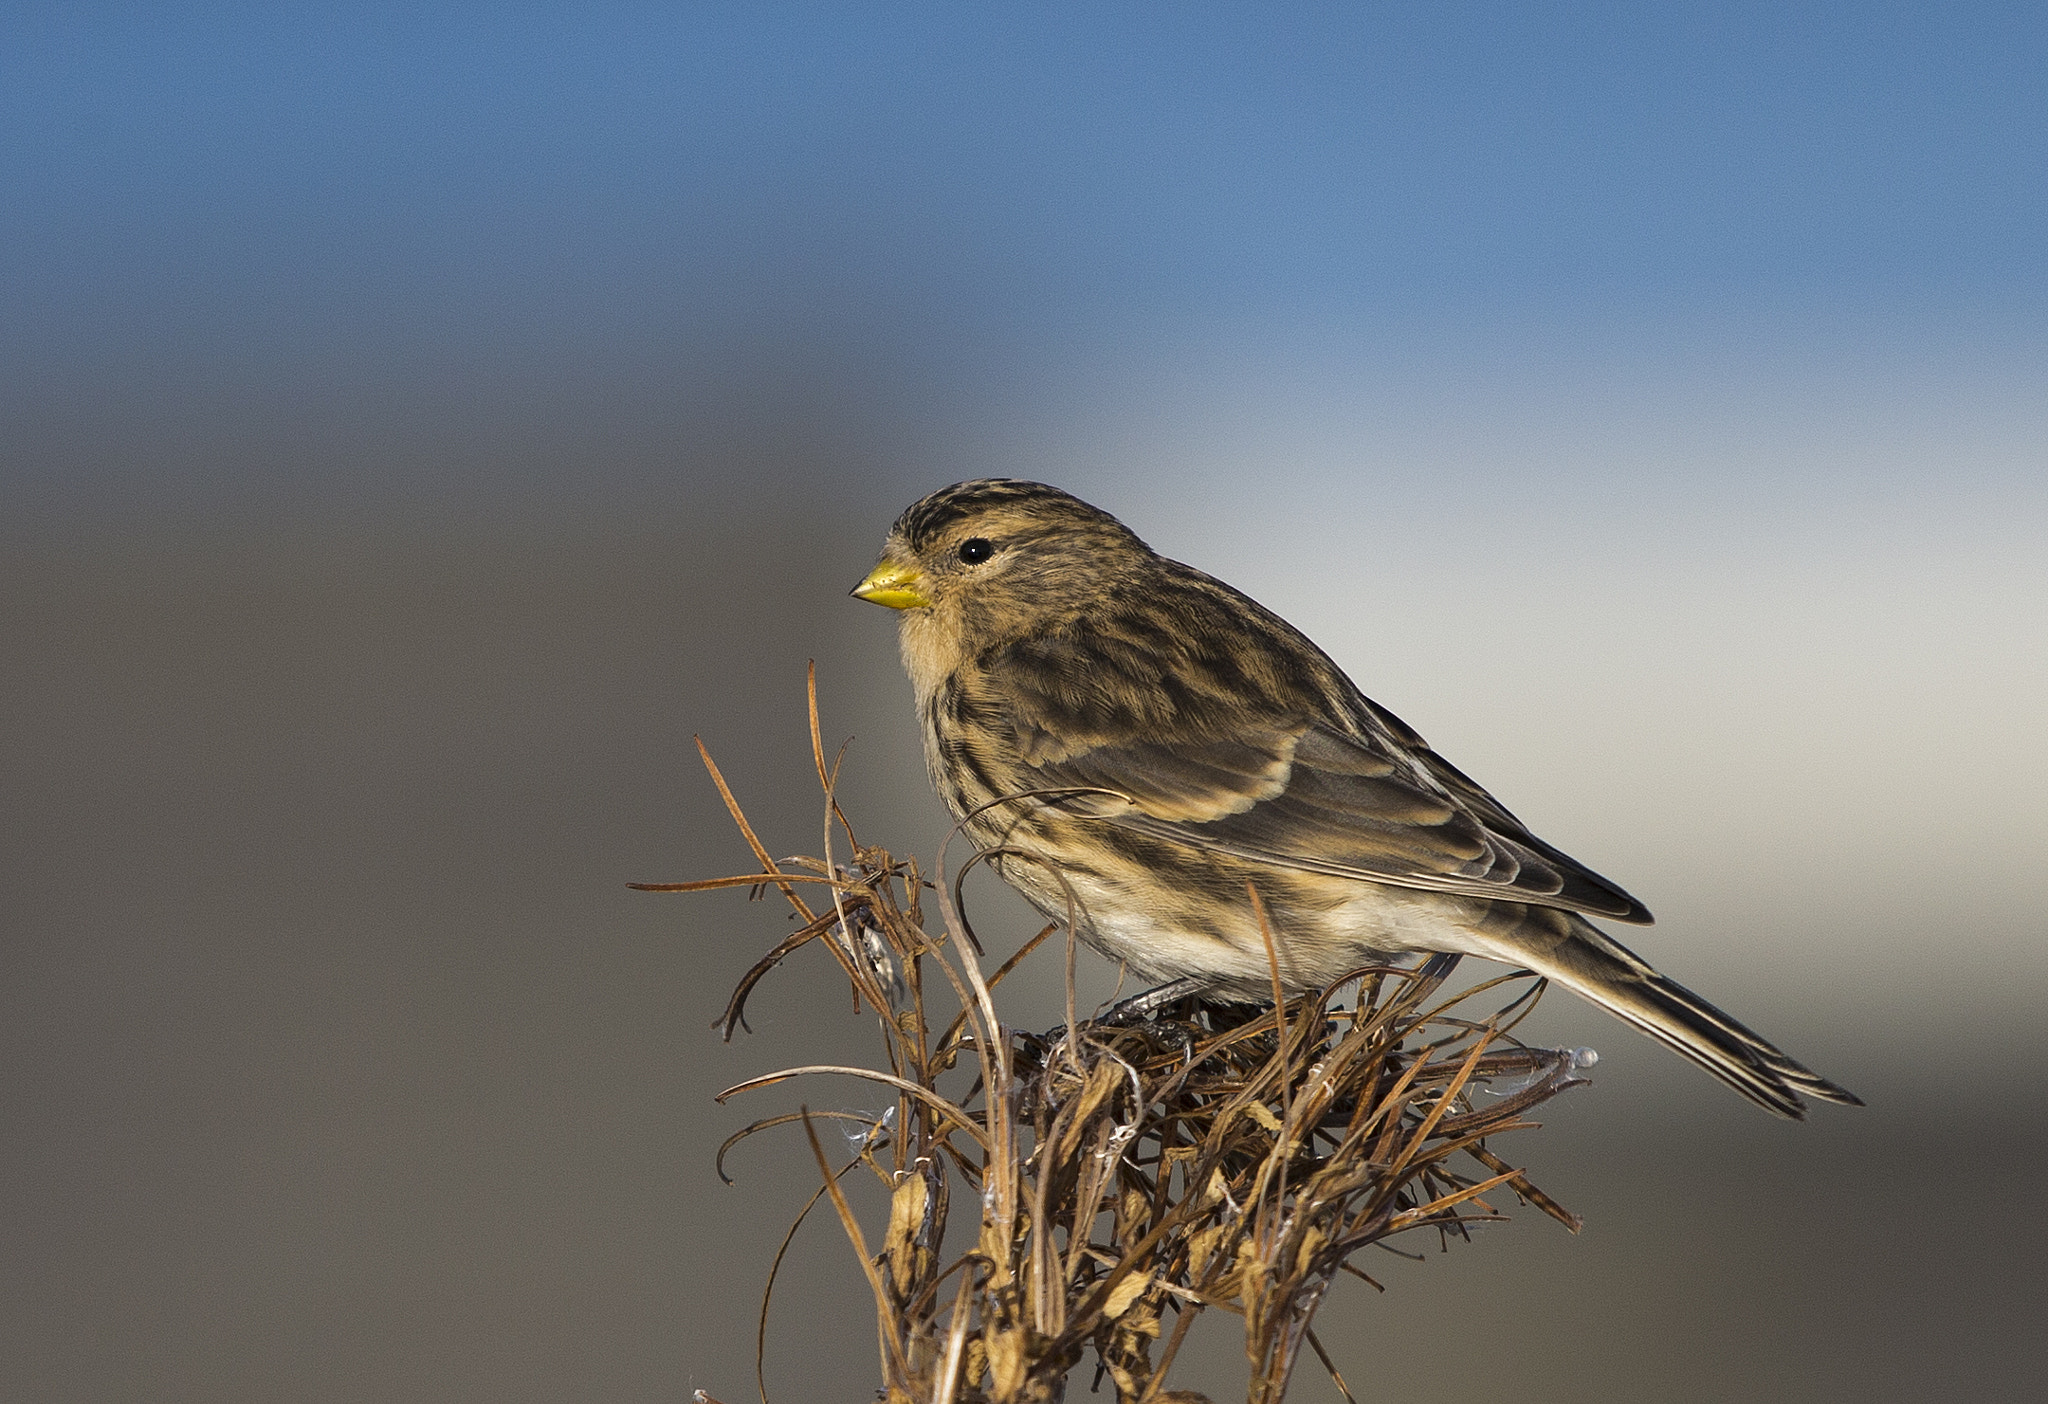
(851, 478, 1860, 1118)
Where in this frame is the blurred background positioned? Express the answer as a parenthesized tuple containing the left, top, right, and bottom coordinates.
(4, 5, 2044, 1400)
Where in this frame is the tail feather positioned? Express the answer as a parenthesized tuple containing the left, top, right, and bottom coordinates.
(1483, 910, 1862, 1119)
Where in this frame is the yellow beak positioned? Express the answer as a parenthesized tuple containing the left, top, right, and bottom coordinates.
(850, 559, 931, 610)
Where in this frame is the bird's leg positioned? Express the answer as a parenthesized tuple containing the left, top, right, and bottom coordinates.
(1035, 977, 1222, 1049)
(1097, 976, 1211, 1027)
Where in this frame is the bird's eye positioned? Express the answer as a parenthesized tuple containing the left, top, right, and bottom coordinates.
(957, 537, 994, 564)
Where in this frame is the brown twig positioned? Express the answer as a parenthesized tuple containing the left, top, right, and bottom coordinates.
(673, 681, 1589, 1403)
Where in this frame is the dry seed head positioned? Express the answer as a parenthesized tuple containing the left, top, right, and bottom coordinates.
(675, 693, 1585, 1404)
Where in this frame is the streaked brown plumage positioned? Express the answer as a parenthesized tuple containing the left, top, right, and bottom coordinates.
(852, 478, 1860, 1118)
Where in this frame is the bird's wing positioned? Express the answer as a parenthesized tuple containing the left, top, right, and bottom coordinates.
(1012, 686, 1651, 923)
(1352, 696, 1655, 918)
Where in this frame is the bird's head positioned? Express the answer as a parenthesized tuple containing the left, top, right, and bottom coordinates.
(852, 479, 1148, 644)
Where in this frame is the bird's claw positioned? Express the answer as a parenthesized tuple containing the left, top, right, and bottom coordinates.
(1098, 976, 1211, 1026)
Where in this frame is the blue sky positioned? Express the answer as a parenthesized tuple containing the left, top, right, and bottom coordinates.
(4, 2, 2043, 371)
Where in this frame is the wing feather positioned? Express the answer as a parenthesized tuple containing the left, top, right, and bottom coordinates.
(1021, 707, 1650, 921)
(983, 575, 1653, 924)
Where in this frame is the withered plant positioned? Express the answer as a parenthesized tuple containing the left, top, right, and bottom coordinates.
(649, 673, 1588, 1404)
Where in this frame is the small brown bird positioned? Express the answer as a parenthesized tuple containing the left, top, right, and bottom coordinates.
(853, 479, 1859, 1118)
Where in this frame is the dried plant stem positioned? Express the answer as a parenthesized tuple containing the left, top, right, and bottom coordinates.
(660, 679, 1589, 1403)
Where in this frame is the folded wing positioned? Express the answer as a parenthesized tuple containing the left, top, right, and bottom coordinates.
(1028, 716, 1652, 924)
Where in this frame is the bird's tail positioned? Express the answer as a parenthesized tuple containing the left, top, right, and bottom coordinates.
(1475, 906, 1862, 1119)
